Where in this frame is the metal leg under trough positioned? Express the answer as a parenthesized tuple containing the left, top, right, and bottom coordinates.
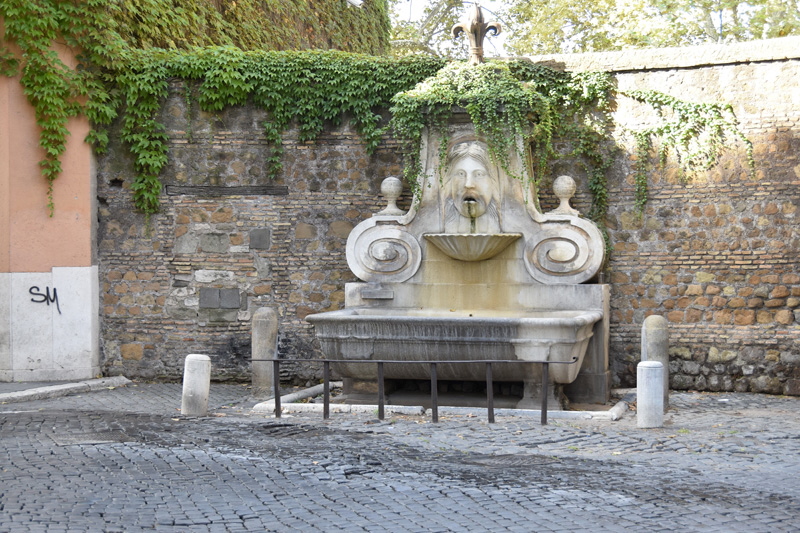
(262, 358, 570, 425)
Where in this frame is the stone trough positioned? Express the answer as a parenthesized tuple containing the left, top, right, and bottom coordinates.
(307, 308, 602, 385)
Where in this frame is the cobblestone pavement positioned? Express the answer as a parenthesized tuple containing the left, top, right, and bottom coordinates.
(1, 382, 799, 531)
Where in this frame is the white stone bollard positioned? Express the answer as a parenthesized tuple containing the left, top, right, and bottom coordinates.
(181, 354, 211, 416)
(637, 361, 664, 428)
(642, 315, 670, 411)
(252, 308, 279, 399)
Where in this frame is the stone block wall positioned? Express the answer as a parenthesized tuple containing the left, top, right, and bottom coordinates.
(98, 39, 800, 394)
(98, 84, 404, 381)
(530, 37, 800, 394)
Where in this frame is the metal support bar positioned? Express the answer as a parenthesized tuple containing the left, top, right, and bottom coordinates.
(486, 362, 495, 423)
(323, 361, 330, 420)
(273, 360, 281, 418)
(251, 357, 576, 425)
(541, 362, 549, 425)
(377, 362, 385, 420)
(430, 363, 438, 423)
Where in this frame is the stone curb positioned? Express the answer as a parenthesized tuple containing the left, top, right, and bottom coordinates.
(252, 384, 631, 420)
(0, 376, 132, 404)
(255, 401, 629, 420)
(428, 405, 627, 420)
(267, 403, 427, 416)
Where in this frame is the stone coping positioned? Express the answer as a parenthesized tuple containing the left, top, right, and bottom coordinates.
(252, 383, 631, 421)
(256, 402, 629, 420)
(0, 376, 132, 404)
(517, 35, 800, 72)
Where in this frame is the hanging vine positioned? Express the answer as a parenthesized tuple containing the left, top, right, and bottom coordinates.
(0, 0, 392, 214)
(97, 47, 444, 212)
(1, 0, 755, 226)
(0, 0, 115, 214)
(623, 89, 755, 211)
(390, 60, 616, 224)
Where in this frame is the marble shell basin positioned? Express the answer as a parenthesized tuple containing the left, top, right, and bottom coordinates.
(305, 308, 602, 384)
(424, 233, 522, 261)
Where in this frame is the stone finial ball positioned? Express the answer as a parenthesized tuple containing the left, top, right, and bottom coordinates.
(381, 177, 403, 199)
(553, 175, 577, 200)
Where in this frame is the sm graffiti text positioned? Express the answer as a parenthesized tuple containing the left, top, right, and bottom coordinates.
(29, 286, 62, 314)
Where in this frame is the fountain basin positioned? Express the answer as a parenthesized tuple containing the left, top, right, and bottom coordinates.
(305, 308, 602, 384)
(424, 233, 521, 261)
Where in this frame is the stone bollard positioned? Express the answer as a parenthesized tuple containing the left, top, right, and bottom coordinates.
(181, 354, 211, 416)
(637, 361, 664, 428)
(642, 315, 669, 411)
(252, 307, 279, 399)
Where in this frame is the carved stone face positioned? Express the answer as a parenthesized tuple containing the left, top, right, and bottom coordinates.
(445, 143, 498, 220)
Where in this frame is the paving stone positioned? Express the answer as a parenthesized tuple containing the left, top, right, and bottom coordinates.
(1, 387, 799, 531)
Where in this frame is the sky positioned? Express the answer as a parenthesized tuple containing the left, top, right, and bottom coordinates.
(393, 0, 506, 20)
(391, 0, 510, 56)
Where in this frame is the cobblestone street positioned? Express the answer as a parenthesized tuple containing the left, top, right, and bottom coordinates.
(2, 383, 799, 531)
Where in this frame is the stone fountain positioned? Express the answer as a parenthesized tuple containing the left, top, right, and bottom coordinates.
(306, 5, 610, 408)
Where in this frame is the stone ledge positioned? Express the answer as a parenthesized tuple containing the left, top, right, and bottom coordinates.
(521, 36, 800, 72)
(0, 376, 132, 404)
(166, 185, 289, 196)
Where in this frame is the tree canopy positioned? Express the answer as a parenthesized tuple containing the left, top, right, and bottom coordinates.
(506, 0, 800, 54)
(390, 0, 472, 57)
(390, 0, 800, 56)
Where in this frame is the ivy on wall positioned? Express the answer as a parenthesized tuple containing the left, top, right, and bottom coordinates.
(388, 59, 754, 258)
(1, 0, 753, 224)
(0, 0, 115, 213)
(623, 89, 755, 211)
(107, 0, 390, 55)
(0, 0, 392, 214)
(99, 47, 444, 212)
(390, 60, 617, 223)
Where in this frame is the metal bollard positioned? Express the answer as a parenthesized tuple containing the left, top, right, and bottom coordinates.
(181, 354, 211, 416)
(637, 361, 664, 428)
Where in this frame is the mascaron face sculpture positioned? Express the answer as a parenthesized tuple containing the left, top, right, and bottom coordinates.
(443, 141, 500, 232)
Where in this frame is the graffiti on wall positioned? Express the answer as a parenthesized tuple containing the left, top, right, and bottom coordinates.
(29, 286, 61, 314)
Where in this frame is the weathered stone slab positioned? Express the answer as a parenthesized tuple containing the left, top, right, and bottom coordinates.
(166, 185, 289, 196)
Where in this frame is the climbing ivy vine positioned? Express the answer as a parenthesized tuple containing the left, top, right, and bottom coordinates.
(623, 89, 755, 211)
(0, 0, 392, 214)
(510, 62, 616, 223)
(390, 60, 616, 224)
(98, 47, 444, 212)
(390, 62, 552, 202)
(0, 0, 117, 214)
(389, 59, 754, 236)
(1, 0, 754, 224)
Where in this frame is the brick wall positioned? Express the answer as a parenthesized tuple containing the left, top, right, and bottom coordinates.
(98, 38, 800, 394)
(530, 37, 800, 394)
(98, 84, 404, 381)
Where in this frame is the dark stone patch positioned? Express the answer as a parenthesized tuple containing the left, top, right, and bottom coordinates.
(199, 288, 220, 309)
(249, 228, 272, 250)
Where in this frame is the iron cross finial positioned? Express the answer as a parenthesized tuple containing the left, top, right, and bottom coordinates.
(452, 3, 502, 65)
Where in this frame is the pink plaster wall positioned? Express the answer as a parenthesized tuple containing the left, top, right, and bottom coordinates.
(0, 40, 94, 273)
